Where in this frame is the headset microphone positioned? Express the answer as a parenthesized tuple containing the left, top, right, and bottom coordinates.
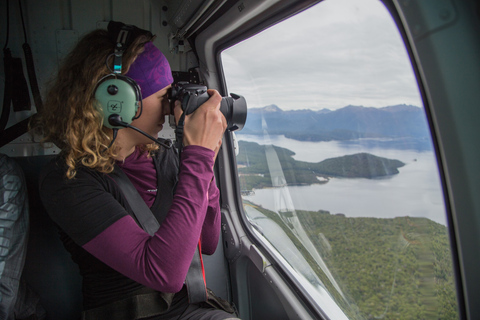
(108, 114, 172, 149)
(107, 114, 129, 128)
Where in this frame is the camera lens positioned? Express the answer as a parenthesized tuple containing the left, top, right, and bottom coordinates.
(171, 82, 247, 131)
(219, 93, 247, 131)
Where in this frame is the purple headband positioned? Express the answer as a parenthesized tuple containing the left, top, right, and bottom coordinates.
(126, 42, 173, 99)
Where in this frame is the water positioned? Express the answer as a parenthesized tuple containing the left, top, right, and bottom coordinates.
(237, 134, 448, 225)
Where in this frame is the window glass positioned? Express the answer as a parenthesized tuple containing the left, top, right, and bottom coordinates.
(221, 0, 458, 319)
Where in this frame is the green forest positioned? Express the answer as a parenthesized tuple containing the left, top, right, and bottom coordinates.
(236, 141, 405, 191)
(246, 203, 458, 319)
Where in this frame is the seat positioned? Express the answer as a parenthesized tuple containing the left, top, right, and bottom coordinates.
(15, 156, 83, 320)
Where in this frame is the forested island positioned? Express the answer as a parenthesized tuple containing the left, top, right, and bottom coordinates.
(237, 141, 405, 190)
(246, 203, 458, 319)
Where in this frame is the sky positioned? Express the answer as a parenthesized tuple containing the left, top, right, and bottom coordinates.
(221, 0, 423, 111)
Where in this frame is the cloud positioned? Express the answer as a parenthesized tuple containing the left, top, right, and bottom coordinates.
(221, 0, 423, 110)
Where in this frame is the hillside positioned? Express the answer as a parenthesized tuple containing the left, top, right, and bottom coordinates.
(247, 203, 458, 319)
(237, 141, 404, 190)
(242, 104, 431, 148)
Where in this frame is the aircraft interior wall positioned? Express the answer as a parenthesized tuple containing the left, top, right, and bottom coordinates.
(0, 0, 200, 156)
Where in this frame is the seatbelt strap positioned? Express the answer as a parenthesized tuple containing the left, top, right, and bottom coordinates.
(108, 167, 208, 303)
(185, 239, 208, 304)
(109, 167, 160, 236)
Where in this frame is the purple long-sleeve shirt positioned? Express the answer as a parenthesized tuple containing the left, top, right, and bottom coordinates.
(40, 145, 221, 299)
(84, 146, 219, 293)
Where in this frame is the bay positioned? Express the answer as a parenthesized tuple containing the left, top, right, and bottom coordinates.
(236, 134, 448, 225)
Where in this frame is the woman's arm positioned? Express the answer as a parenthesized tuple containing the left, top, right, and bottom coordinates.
(200, 177, 221, 255)
(41, 146, 215, 293)
(84, 146, 214, 293)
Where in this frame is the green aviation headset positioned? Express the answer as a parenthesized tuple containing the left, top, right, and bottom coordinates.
(95, 74, 141, 129)
(94, 22, 172, 149)
(95, 22, 147, 129)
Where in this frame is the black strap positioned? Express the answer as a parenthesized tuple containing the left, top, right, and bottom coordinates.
(81, 291, 173, 320)
(23, 43, 43, 112)
(1, 49, 13, 133)
(109, 167, 160, 236)
(10, 53, 31, 112)
(17, 0, 42, 113)
(108, 167, 208, 303)
(2, 1, 13, 132)
(1, 0, 43, 145)
(1, 118, 29, 146)
(175, 110, 187, 152)
(185, 241, 208, 304)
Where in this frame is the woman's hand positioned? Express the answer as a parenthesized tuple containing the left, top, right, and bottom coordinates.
(174, 89, 227, 154)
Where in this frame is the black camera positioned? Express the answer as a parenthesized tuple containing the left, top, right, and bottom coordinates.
(169, 82, 247, 131)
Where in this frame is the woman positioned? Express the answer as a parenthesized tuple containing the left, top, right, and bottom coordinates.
(36, 22, 238, 319)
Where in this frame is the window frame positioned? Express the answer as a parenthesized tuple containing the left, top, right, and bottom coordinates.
(194, 0, 466, 318)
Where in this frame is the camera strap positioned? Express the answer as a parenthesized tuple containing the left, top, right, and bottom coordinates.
(175, 106, 190, 154)
(108, 166, 208, 303)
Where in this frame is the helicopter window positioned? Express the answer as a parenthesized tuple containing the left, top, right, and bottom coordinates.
(221, 0, 458, 319)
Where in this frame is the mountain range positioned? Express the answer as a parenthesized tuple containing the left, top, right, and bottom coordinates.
(241, 104, 430, 141)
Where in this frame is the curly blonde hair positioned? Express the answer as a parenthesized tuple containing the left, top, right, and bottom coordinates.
(36, 28, 158, 179)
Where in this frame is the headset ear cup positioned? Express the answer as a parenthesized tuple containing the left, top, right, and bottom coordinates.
(94, 75, 141, 129)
